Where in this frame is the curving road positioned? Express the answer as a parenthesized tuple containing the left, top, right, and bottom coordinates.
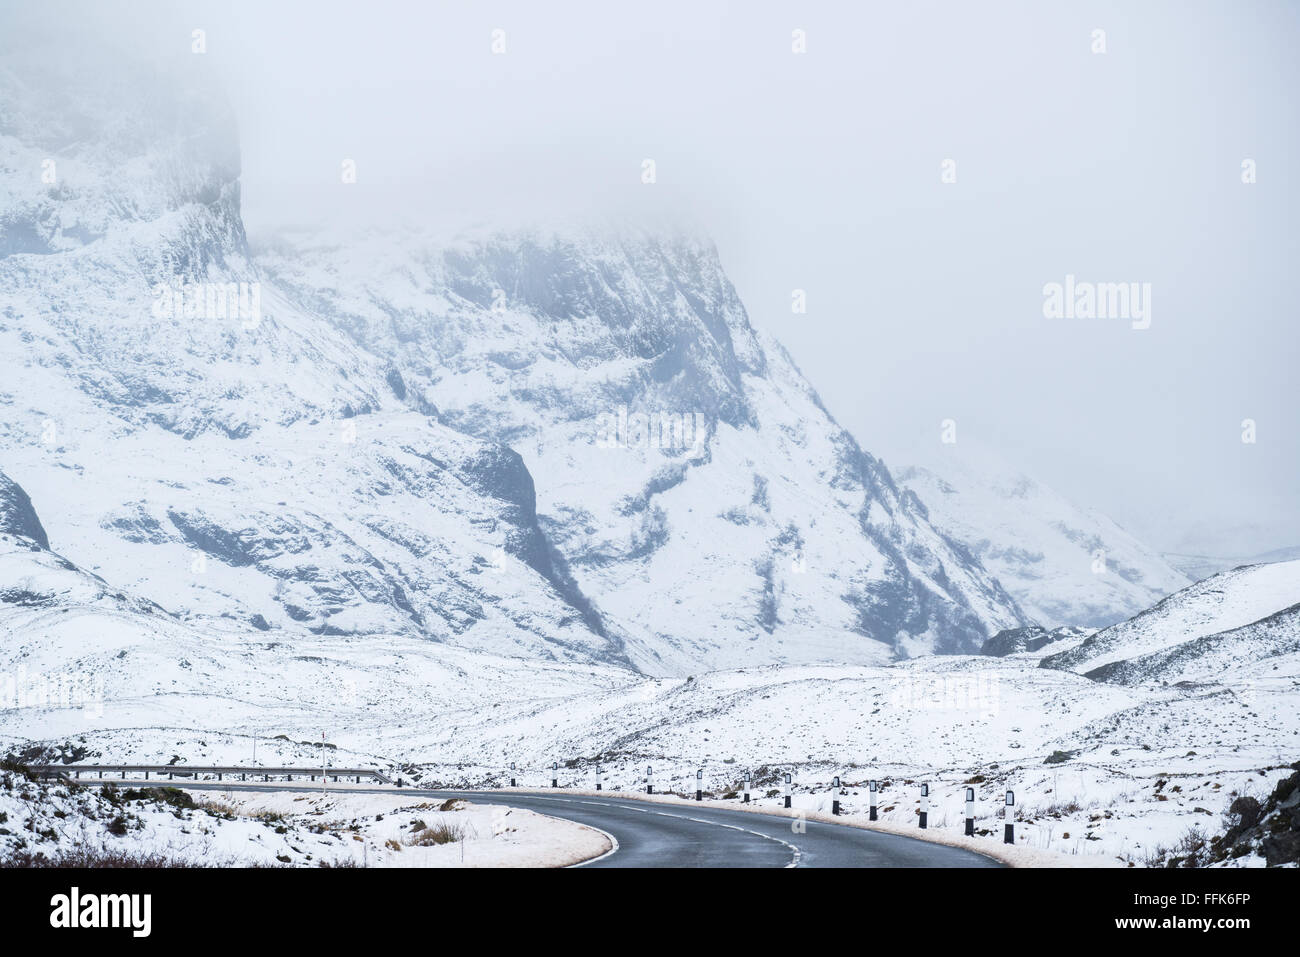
(426, 790, 1000, 868)
(139, 781, 1000, 867)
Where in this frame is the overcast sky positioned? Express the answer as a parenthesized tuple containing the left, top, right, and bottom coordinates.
(20, 0, 1300, 556)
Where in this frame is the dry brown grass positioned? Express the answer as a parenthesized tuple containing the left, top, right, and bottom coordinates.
(406, 820, 471, 846)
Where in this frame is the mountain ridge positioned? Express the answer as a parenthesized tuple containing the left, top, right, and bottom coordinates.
(1, 54, 1042, 675)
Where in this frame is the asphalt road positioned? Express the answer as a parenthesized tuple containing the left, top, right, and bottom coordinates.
(127, 781, 1001, 868)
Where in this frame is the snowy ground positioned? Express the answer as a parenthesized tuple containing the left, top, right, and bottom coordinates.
(0, 772, 610, 868)
(7, 647, 1294, 866)
(4, 549, 1295, 868)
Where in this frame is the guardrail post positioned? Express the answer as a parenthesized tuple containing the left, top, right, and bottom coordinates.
(919, 783, 929, 828)
(783, 772, 792, 809)
(869, 780, 878, 820)
(1004, 790, 1015, 844)
(646, 765, 653, 794)
(831, 775, 841, 816)
(695, 768, 703, 801)
(965, 787, 975, 835)
(742, 775, 750, 803)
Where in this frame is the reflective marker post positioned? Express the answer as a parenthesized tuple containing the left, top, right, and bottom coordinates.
(595, 764, 603, 791)
(869, 780, 878, 821)
(509, 762, 516, 788)
(1004, 790, 1015, 844)
(783, 772, 793, 809)
(695, 768, 703, 801)
(965, 786, 976, 836)
(831, 775, 842, 816)
(742, 774, 751, 804)
(551, 761, 559, 789)
(646, 765, 654, 795)
(919, 783, 929, 829)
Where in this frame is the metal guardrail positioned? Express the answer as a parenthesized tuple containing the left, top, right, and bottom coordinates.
(33, 764, 393, 785)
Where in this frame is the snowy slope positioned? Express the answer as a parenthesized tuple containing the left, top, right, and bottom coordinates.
(1083, 602, 1300, 686)
(896, 450, 1190, 628)
(1040, 559, 1300, 678)
(0, 520, 638, 761)
(1, 774, 609, 868)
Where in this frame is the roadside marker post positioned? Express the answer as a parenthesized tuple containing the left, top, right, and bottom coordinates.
(695, 768, 704, 801)
(919, 783, 929, 829)
(646, 764, 654, 794)
(831, 775, 842, 816)
(869, 780, 878, 821)
(965, 787, 975, 836)
(551, 762, 559, 789)
(1004, 790, 1015, 844)
(783, 772, 792, 809)
(742, 774, 751, 803)
(595, 765, 603, 791)
(509, 762, 516, 788)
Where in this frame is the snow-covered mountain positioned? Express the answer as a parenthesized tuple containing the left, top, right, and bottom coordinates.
(1040, 559, 1300, 684)
(0, 42, 1030, 676)
(896, 450, 1190, 628)
(251, 225, 1035, 671)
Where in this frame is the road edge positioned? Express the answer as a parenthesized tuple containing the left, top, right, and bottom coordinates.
(494, 787, 1116, 868)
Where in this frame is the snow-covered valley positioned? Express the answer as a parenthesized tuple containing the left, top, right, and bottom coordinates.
(3, 483, 1297, 866)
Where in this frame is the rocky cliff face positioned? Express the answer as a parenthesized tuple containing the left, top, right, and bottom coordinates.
(257, 226, 1029, 671)
(0, 43, 1029, 675)
(0, 470, 47, 548)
